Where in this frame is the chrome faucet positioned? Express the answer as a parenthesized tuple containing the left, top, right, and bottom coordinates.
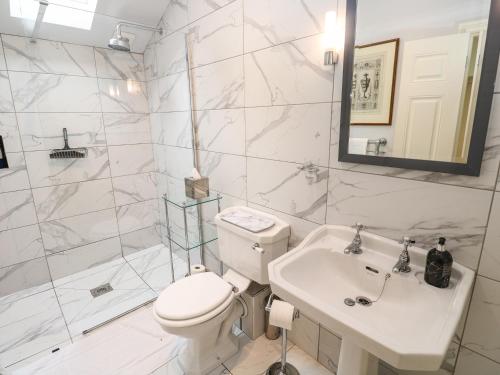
(393, 236, 415, 273)
(344, 223, 364, 255)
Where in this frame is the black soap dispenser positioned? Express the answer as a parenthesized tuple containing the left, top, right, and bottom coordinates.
(424, 237, 453, 288)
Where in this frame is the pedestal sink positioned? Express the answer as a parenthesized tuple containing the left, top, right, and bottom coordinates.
(268, 226, 474, 375)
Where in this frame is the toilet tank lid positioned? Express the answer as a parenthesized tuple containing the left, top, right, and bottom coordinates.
(215, 206, 290, 244)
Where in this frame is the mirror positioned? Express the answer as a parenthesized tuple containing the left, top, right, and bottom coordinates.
(339, 0, 500, 176)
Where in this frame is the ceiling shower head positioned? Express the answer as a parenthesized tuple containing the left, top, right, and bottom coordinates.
(108, 22, 163, 52)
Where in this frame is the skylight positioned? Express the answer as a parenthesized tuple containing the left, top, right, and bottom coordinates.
(10, 0, 98, 30)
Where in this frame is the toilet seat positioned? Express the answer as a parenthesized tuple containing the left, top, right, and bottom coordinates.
(154, 272, 235, 327)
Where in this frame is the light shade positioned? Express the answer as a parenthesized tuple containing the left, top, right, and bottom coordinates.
(323, 11, 338, 50)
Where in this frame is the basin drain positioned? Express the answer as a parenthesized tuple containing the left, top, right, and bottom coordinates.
(344, 298, 356, 307)
(355, 296, 372, 306)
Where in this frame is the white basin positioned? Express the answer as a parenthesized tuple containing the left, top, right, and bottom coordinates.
(268, 225, 474, 374)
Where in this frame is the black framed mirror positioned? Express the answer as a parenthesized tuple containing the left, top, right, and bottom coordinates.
(339, 0, 500, 176)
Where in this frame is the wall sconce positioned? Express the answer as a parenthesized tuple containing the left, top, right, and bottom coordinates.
(323, 11, 339, 65)
(0, 136, 8, 169)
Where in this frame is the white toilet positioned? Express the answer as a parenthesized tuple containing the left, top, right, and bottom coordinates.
(153, 206, 290, 375)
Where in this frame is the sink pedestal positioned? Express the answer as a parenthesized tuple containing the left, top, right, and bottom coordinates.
(338, 339, 378, 375)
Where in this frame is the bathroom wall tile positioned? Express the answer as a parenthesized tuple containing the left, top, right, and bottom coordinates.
(326, 169, 492, 270)
(98, 78, 149, 113)
(462, 276, 500, 362)
(0, 36, 6, 70)
(33, 179, 115, 222)
(198, 150, 246, 199)
(187, 0, 243, 68)
(188, 0, 234, 23)
(288, 313, 320, 360)
(0, 189, 37, 231)
(112, 172, 157, 206)
(195, 108, 245, 155)
(155, 31, 187, 78)
(25, 147, 110, 188)
(0, 153, 30, 193)
(244, 0, 335, 52)
(150, 111, 192, 147)
(154, 71, 191, 112)
(103, 113, 152, 145)
(246, 103, 331, 166)
(94, 48, 145, 81)
(0, 257, 51, 298)
(478, 193, 500, 281)
(454, 346, 500, 375)
(0, 113, 21, 152)
(2, 35, 96, 76)
(0, 225, 44, 269)
(108, 144, 155, 177)
(121, 225, 162, 256)
(155, 145, 194, 180)
(39, 208, 119, 254)
(245, 34, 334, 107)
(116, 199, 159, 235)
(160, 0, 189, 35)
(317, 326, 342, 373)
(10, 72, 100, 112)
(192, 55, 244, 110)
(17, 112, 105, 151)
(285, 346, 333, 375)
(47, 237, 122, 280)
(143, 43, 157, 81)
(0, 71, 14, 112)
(247, 158, 328, 224)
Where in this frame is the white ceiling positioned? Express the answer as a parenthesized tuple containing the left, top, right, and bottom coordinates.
(0, 0, 169, 53)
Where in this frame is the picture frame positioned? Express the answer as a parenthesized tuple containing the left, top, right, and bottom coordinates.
(350, 38, 399, 125)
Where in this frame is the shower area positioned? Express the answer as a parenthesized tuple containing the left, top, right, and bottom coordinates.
(0, 0, 210, 369)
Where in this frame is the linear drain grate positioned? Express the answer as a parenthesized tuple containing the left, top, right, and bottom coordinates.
(90, 283, 113, 298)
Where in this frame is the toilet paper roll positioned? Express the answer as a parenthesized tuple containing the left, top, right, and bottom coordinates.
(269, 300, 295, 331)
(190, 264, 206, 274)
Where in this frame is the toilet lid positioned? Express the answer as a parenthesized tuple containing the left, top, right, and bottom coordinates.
(155, 272, 233, 321)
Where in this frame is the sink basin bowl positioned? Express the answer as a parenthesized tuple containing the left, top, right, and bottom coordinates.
(268, 225, 474, 374)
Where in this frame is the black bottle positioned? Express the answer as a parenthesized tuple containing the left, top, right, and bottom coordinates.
(424, 237, 453, 288)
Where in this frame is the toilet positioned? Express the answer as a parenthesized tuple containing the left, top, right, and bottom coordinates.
(153, 206, 290, 375)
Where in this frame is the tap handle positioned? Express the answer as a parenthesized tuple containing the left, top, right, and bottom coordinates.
(400, 236, 415, 247)
(353, 222, 364, 233)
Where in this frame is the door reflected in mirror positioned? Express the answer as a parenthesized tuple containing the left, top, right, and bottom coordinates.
(348, 0, 491, 164)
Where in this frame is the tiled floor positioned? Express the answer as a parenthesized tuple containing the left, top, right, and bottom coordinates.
(0, 245, 185, 369)
(8, 303, 332, 375)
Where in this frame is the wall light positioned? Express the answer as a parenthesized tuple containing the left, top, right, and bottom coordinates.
(323, 11, 339, 65)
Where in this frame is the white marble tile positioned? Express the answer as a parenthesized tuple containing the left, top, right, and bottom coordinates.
(39, 208, 119, 254)
(120, 226, 162, 257)
(188, 0, 234, 23)
(246, 103, 331, 166)
(160, 0, 189, 35)
(116, 199, 159, 235)
(0, 113, 22, 152)
(10, 72, 100, 113)
(192, 55, 244, 110)
(0, 36, 6, 70)
(17, 112, 105, 152)
(2, 35, 96, 76)
(0, 258, 51, 298)
(143, 42, 157, 81)
(155, 145, 194, 180)
(0, 189, 37, 231)
(247, 158, 328, 224)
(327, 169, 493, 270)
(25, 147, 110, 188)
(479, 193, 500, 281)
(195, 108, 245, 155)
(244, 0, 336, 52)
(47, 237, 122, 280)
(317, 326, 341, 373)
(0, 225, 44, 269)
(151, 358, 229, 375)
(155, 71, 191, 112)
(245, 34, 334, 107)
(33, 179, 115, 222)
(454, 346, 500, 375)
(462, 276, 500, 362)
(0, 153, 30, 193)
(103, 113, 151, 145)
(285, 345, 333, 375)
(0, 282, 53, 306)
(98, 78, 149, 113)
(113, 172, 157, 206)
(199, 150, 246, 199)
(0, 72, 14, 112)
(187, 0, 243, 68)
(108, 144, 155, 177)
(94, 48, 145, 81)
(155, 30, 187, 78)
(5, 340, 72, 373)
(288, 313, 320, 360)
(150, 111, 192, 147)
(0, 289, 70, 367)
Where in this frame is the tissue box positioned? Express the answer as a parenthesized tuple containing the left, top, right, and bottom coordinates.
(185, 177, 210, 199)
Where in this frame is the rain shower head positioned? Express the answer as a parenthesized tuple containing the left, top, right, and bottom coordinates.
(108, 22, 162, 52)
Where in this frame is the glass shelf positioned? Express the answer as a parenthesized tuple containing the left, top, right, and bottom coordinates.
(163, 191, 222, 209)
(167, 222, 218, 251)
